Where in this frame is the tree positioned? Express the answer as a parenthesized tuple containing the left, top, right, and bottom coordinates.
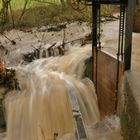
(1, 0, 9, 23)
(60, 0, 66, 9)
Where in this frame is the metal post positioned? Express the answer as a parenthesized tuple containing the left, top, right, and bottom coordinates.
(115, 3, 126, 112)
(92, 1, 98, 89)
(124, 0, 137, 70)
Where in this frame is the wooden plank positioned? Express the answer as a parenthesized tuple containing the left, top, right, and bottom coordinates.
(93, 49, 124, 117)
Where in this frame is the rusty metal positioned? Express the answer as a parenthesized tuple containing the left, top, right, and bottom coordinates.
(68, 0, 137, 114)
(68, 0, 128, 11)
(120, 4, 126, 61)
(92, 2, 101, 92)
(115, 3, 126, 112)
(124, 0, 137, 70)
(90, 0, 136, 114)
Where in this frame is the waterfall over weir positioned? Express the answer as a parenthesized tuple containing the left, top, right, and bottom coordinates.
(4, 45, 100, 140)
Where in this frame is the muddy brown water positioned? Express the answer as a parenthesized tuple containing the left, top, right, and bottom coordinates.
(0, 20, 139, 140)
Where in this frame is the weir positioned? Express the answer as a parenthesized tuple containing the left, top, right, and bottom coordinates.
(60, 0, 139, 128)
(86, 0, 138, 116)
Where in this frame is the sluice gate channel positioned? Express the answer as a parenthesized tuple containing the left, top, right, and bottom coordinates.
(70, 0, 138, 116)
(90, 0, 137, 116)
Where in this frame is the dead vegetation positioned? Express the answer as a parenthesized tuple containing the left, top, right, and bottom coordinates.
(0, 65, 18, 90)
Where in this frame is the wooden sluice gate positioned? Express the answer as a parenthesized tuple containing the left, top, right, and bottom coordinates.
(92, 49, 124, 116)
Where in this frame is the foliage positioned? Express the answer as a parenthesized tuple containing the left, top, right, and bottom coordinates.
(14, 5, 90, 28)
(0, 0, 67, 9)
(0, 0, 117, 29)
(0, 0, 90, 29)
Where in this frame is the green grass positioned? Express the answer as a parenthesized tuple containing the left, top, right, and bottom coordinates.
(0, 0, 91, 29)
(0, 0, 62, 10)
(14, 5, 90, 28)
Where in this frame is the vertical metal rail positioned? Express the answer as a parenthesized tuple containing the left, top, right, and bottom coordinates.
(124, 0, 137, 70)
(92, 1, 101, 94)
(97, 4, 101, 50)
(120, 4, 126, 61)
(95, 3, 101, 94)
(92, 1, 101, 93)
(115, 3, 126, 112)
(92, 1, 98, 85)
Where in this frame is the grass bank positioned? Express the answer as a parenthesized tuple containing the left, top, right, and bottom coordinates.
(16, 5, 90, 27)
(0, 0, 61, 9)
(0, 4, 91, 30)
(0, 1, 118, 30)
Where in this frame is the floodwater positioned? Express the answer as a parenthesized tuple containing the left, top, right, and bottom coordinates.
(1, 20, 139, 140)
(101, 20, 140, 71)
(3, 45, 123, 140)
(4, 46, 100, 140)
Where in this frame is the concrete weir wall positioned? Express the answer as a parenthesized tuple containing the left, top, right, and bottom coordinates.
(121, 71, 140, 140)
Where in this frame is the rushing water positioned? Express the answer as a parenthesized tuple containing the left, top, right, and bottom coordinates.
(3, 44, 123, 140)
(4, 45, 100, 140)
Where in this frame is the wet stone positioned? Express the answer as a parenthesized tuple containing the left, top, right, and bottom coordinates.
(0, 88, 8, 128)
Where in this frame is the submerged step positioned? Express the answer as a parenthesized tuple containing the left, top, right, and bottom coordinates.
(67, 86, 88, 140)
(73, 112, 87, 140)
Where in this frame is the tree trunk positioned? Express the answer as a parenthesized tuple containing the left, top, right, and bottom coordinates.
(60, 0, 66, 9)
(1, 0, 9, 23)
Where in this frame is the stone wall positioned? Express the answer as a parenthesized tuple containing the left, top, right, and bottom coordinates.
(121, 71, 140, 140)
(133, 0, 140, 32)
(0, 88, 8, 128)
